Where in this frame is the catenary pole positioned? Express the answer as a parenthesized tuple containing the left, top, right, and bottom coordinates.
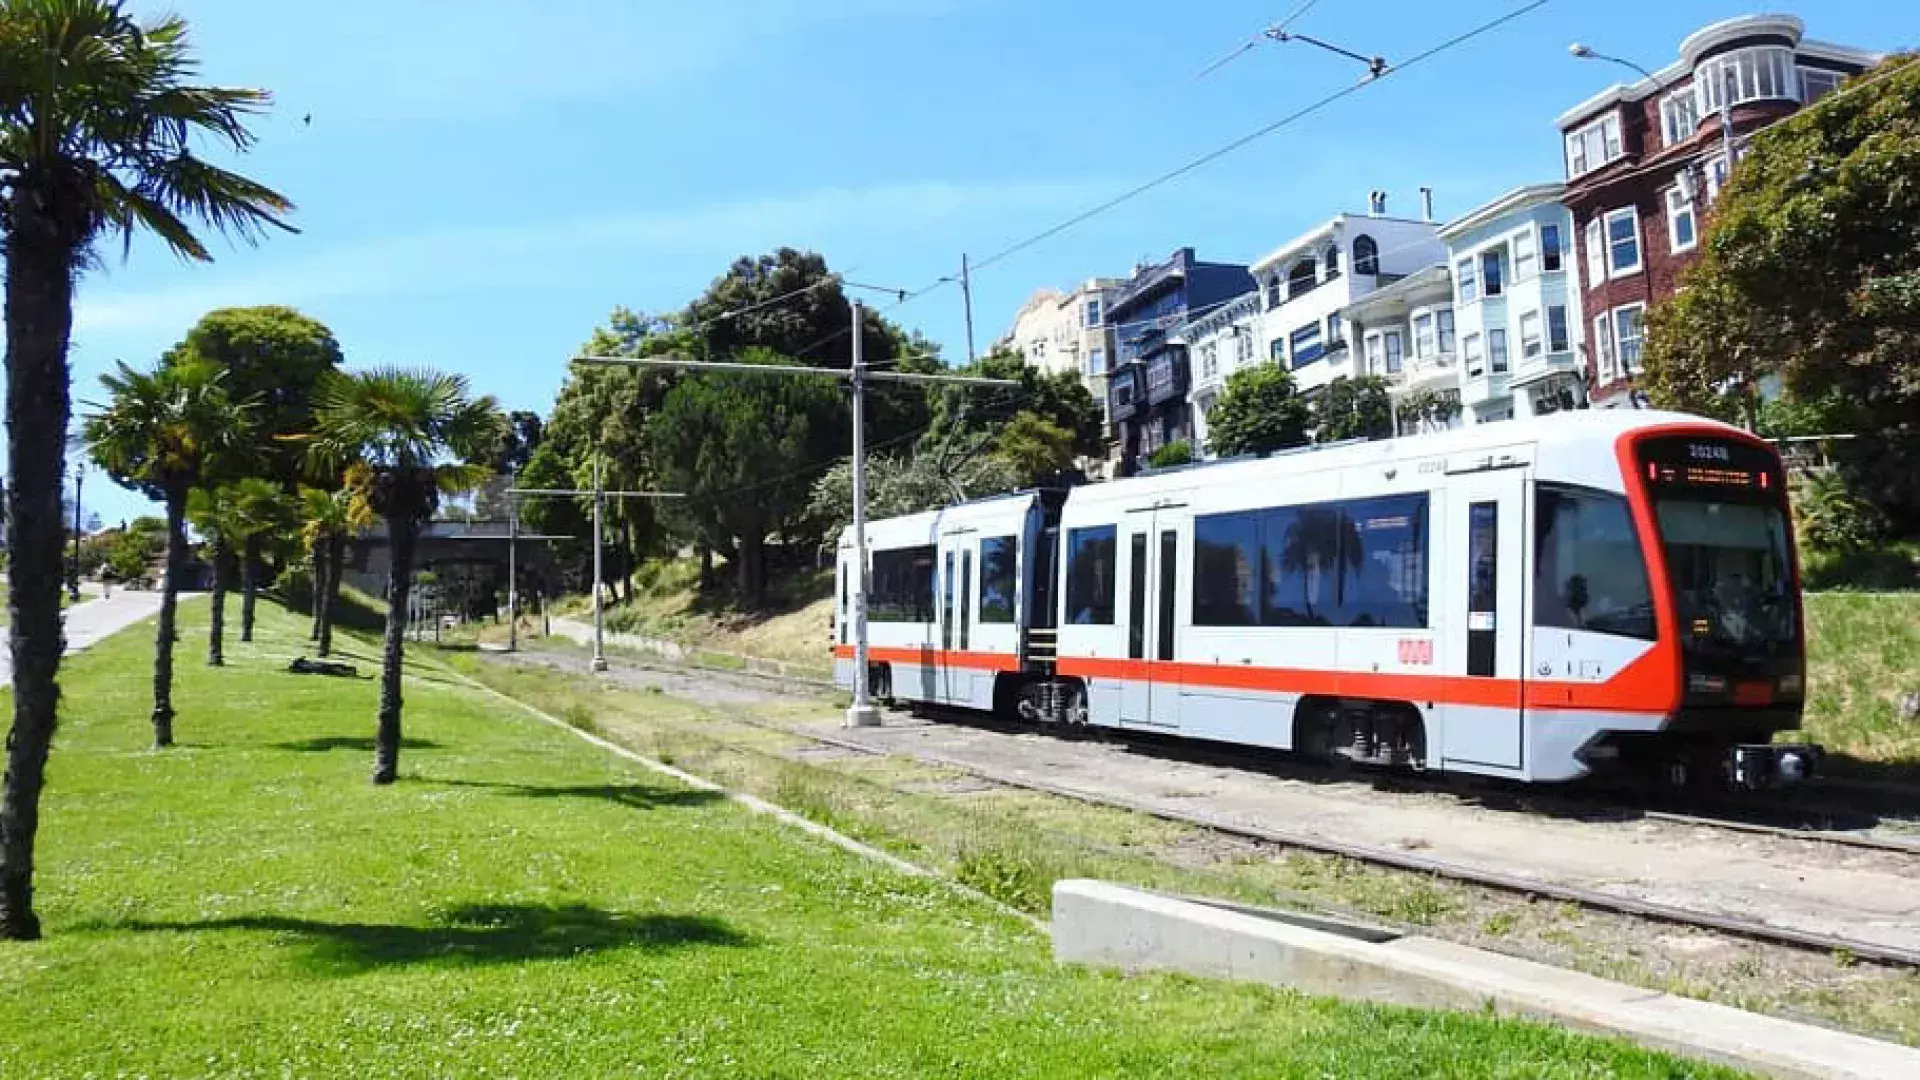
(960, 254, 977, 364)
(591, 452, 606, 671)
(504, 484, 681, 659)
(508, 496, 518, 653)
(576, 292, 1016, 729)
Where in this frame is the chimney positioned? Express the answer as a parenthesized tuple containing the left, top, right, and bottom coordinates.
(1419, 186, 1434, 222)
(1368, 190, 1387, 216)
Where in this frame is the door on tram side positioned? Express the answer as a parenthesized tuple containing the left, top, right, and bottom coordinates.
(1440, 469, 1529, 771)
(1117, 511, 1181, 730)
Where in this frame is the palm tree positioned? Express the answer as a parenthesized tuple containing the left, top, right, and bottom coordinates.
(299, 484, 371, 657)
(0, 0, 291, 941)
(86, 360, 252, 746)
(310, 369, 501, 785)
(227, 478, 288, 643)
(186, 485, 243, 667)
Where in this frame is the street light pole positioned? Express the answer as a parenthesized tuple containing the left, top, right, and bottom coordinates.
(68, 463, 83, 602)
(591, 451, 606, 672)
(507, 494, 519, 653)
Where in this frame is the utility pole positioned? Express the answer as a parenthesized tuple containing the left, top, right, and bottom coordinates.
(68, 463, 84, 602)
(591, 452, 605, 671)
(507, 496, 519, 653)
(577, 292, 1016, 730)
(960, 254, 977, 364)
(506, 479, 681, 666)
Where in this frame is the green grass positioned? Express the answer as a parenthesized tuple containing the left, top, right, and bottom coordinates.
(1800, 592, 1920, 775)
(0, 604, 1743, 1077)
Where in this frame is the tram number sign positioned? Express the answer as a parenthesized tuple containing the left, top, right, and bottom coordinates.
(1397, 639, 1434, 666)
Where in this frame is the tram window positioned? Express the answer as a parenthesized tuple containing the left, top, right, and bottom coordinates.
(979, 536, 1018, 624)
(1343, 494, 1429, 628)
(1534, 484, 1656, 640)
(869, 545, 936, 623)
(1263, 505, 1343, 627)
(1066, 525, 1117, 625)
(1193, 512, 1261, 626)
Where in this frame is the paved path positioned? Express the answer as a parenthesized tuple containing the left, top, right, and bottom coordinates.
(1, 589, 169, 685)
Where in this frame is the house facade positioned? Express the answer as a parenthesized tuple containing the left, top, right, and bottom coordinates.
(1558, 14, 1878, 407)
(1104, 248, 1253, 474)
(1340, 264, 1460, 435)
(1171, 291, 1260, 454)
(1247, 200, 1445, 398)
(999, 277, 1123, 407)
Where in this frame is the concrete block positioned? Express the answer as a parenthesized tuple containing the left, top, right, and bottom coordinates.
(1053, 880, 1920, 1080)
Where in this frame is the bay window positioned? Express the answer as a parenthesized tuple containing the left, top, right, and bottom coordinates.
(1614, 305, 1645, 372)
(1585, 218, 1605, 284)
(1565, 113, 1623, 178)
(1605, 206, 1641, 277)
(1667, 185, 1698, 253)
(1519, 311, 1543, 359)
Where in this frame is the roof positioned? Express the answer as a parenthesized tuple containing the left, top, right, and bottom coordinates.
(1250, 213, 1438, 276)
(837, 490, 1039, 547)
(1438, 183, 1567, 240)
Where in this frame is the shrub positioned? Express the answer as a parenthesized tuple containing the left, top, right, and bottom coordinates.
(1146, 440, 1193, 469)
(1793, 471, 1889, 555)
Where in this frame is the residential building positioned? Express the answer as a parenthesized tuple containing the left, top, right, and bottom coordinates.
(998, 277, 1124, 407)
(1439, 183, 1586, 424)
(1558, 14, 1878, 407)
(1104, 248, 1253, 474)
(1341, 264, 1460, 435)
(1247, 195, 1445, 399)
(1171, 291, 1260, 454)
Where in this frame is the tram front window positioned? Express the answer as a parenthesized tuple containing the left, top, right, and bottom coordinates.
(1655, 499, 1796, 655)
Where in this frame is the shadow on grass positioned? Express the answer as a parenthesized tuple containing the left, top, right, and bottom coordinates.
(273, 736, 444, 753)
(107, 903, 746, 972)
(434, 778, 724, 811)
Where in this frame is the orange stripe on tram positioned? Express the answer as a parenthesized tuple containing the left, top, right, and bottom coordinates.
(832, 645, 1021, 672)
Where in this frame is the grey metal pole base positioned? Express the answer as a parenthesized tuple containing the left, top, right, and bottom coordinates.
(591, 655, 609, 673)
(844, 704, 881, 728)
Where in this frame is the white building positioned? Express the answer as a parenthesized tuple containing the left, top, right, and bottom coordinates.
(998, 277, 1123, 405)
(1438, 183, 1587, 423)
(1170, 291, 1260, 454)
(1247, 196, 1446, 396)
(1341, 264, 1461, 434)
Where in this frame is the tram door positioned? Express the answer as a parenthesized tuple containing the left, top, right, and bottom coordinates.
(1442, 468, 1529, 771)
(1118, 509, 1180, 730)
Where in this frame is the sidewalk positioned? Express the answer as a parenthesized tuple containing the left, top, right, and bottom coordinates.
(0, 588, 171, 684)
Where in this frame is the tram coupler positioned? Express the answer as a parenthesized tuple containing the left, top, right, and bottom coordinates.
(1725, 743, 1823, 790)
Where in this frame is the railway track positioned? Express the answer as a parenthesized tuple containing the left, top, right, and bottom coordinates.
(498, 646, 1920, 966)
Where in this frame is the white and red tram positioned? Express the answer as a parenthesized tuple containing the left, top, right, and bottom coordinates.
(833, 410, 1816, 788)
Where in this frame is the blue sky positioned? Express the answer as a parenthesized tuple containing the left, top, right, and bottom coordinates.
(63, 0, 1916, 523)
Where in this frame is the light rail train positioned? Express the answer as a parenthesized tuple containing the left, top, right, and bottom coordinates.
(832, 410, 1817, 788)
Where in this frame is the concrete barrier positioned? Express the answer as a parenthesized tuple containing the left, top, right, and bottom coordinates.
(1053, 880, 1920, 1080)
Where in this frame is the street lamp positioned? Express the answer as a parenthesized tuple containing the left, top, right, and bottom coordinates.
(68, 463, 83, 602)
(1567, 42, 1658, 86)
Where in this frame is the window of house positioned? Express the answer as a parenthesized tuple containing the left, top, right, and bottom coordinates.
(1065, 525, 1116, 625)
(1353, 235, 1380, 275)
(1437, 309, 1456, 353)
(1456, 257, 1478, 303)
(1288, 258, 1318, 300)
(1199, 343, 1218, 381)
(1087, 347, 1106, 378)
(1614, 304, 1645, 372)
(1541, 223, 1564, 272)
(1481, 247, 1505, 297)
(1031, 339, 1047, 361)
(1146, 355, 1174, 392)
(1661, 89, 1700, 147)
(1270, 337, 1286, 363)
(1084, 297, 1102, 328)
(1666, 185, 1698, 253)
(1384, 330, 1404, 375)
(1489, 328, 1509, 374)
(1463, 332, 1484, 377)
(1593, 313, 1616, 381)
(1519, 310, 1543, 359)
(1323, 245, 1341, 280)
(1799, 66, 1841, 102)
(1605, 206, 1641, 277)
(1696, 47, 1797, 114)
(1413, 313, 1436, 358)
(1326, 312, 1343, 348)
(979, 536, 1018, 623)
(1234, 330, 1254, 366)
(1547, 305, 1570, 352)
(1514, 230, 1537, 280)
(1584, 217, 1605, 284)
(1565, 112, 1623, 178)
(1264, 277, 1282, 310)
(1290, 323, 1324, 368)
(1705, 154, 1732, 201)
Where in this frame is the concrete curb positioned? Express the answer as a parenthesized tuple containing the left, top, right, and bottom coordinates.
(1053, 879, 1920, 1080)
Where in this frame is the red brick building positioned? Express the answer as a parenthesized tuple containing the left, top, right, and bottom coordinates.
(1556, 15, 1878, 408)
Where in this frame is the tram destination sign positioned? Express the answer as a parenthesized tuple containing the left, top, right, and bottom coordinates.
(1638, 435, 1784, 496)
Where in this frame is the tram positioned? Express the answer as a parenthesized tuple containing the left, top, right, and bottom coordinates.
(832, 410, 1817, 788)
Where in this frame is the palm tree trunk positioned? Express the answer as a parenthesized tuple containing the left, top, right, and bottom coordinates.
(320, 534, 344, 658)
(240, 533, 261, 642)
(208, 541, 228, 667)
(153, 488, 188, 747)
(373, 518, 417, 785)
(308, 537, 325, 642)
(0, 193, 78, 941)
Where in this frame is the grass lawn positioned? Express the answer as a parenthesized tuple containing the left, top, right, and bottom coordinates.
(1800, 592, 1920, 776)
(0, 602, 1739, 1077)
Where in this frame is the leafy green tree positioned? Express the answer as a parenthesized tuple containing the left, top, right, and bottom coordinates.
(1313, 376, 1394, 443)
(87, 360, 253, 746)
(1205, 364, 1312, 459)
(994, 411, 1078, 484)
(0, 0, 291, 941)
(924, 348, 1104, 462)
(103, 527, 158, 583)
(162, 307, 341, 483)
(1644, 55, 1920, 528)
(226, 478, 290, 642)
(649, 348, 846, 604)
(310, 368, 501, 785)
(806, 452, 1020, 536)
(1147, 440, 1194, 469)
(187, 485, 243, 667)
